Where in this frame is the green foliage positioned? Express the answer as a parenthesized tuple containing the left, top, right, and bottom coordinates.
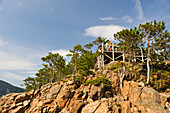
(92, 37, 106, 46)
(114, 28, 143, 93)
(23, 77, 37, 92)
(84, 76, 111, 87)
(67, 44, 84, 78)
(138, 20, 169, 84)
(65, 62, 74, 76)
(138, 85, 142, 87)
(84, 43, 94, 50)
(77, 51, 96, 76)
(41, 52, 66, 82)
(109, 62, 123, 70)
(74, 74, 84, 85)
(67, 41, 98, 80)
(149, 61, 170, 91)
(23, 52, 67, 92)
(62, 80, 68, 83)
(114, 27, 142, 52)
(116, 104, 121, 107)
(67, 75, 72, 78)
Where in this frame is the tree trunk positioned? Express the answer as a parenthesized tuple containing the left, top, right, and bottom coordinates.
(52, 68, 54, 82)
(120, 77, 123, 94)
(123, 51, 126, 78)
(102, 42, 104, 67)
(112, 44, 115, 61)
(73, 57, 77, 79)
(50, 74, 53, 83)
(146, 41, 150, 85)
(49, 63, 53, 83)
(141, 48, 144, 62)
(59, 70, 61, 80)
(120, 51, 126, 95)
(128, 51, 131, 66)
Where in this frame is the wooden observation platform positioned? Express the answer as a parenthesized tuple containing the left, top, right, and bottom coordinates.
(96, 40, 146, 68)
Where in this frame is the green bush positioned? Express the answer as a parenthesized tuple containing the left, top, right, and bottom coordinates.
(63, 80, 68, 83)
(116, 104, 121, 107)
(67, 75, 72, 78)
(84, 77, 111, 87)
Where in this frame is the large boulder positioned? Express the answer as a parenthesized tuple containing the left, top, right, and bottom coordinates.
(140, 87, 167, 112)
(54, 85, 73, 109)
(122, 81, 169, 113)
(60, 100, 84, 113)
(94, 103, 110, 113)
(14, 93, 30, 104)
(9, 106, 25, 113)
(81, 101, 101, 113)
(89, 85, 105, 100)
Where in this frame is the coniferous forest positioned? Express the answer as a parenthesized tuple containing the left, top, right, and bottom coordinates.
(23, 20, 170, 93)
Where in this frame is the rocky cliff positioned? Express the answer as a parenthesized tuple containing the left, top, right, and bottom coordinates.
(0, 68, 169, 113)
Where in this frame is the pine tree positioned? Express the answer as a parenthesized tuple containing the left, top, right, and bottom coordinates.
(23, 77, 37, 92)
(23, 52, 66, 91)
(138, 20, 169, 85)
(67, 44, 84, 79)
(114, 27, 142, 93)
(41, 52, 66, 83)
(92, 36, 106, 47)
(77, 50, 96, 76)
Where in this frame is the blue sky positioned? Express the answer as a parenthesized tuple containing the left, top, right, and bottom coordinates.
(0, 0, 169, 88)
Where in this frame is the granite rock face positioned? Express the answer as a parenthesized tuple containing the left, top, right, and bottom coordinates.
(0, 70, 169, 113)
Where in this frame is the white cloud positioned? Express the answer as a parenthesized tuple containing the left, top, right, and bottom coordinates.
(0, 72, 25, 80)
(0, 60, 35, 70)
(135, 0, 144, 21)
(99, 16, 134, 23)
(50, 49, 70, 57)
(0, 39, 36, 70)
(122, 16, 134, 23)
(84, 25, 125, 40)
(0, 38, 43, 87)
(0, 38, 8, 47)
(99, 17, 116, 21)
(22, 71, 37, 74)
(0, 41, 44, 71)
(0, 49, 37, 70)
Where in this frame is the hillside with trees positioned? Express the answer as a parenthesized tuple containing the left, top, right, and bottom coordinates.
(0, 80, 24, 97)
(22, 20, 170, 93)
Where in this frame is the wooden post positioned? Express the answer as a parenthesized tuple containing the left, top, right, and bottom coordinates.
(97, 56, 100, 68)
(141, 48, 144, 62)
(102, 42, 104, 67)
(134, 52, 136, 62)
(112, 44, 115, 61)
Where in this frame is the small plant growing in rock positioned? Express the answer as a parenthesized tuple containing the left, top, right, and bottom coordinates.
(84, 76, 111, 87)
(62, 80, 68, 83)
(138, 85, 142, 87)
(116, 104, 121, 107)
